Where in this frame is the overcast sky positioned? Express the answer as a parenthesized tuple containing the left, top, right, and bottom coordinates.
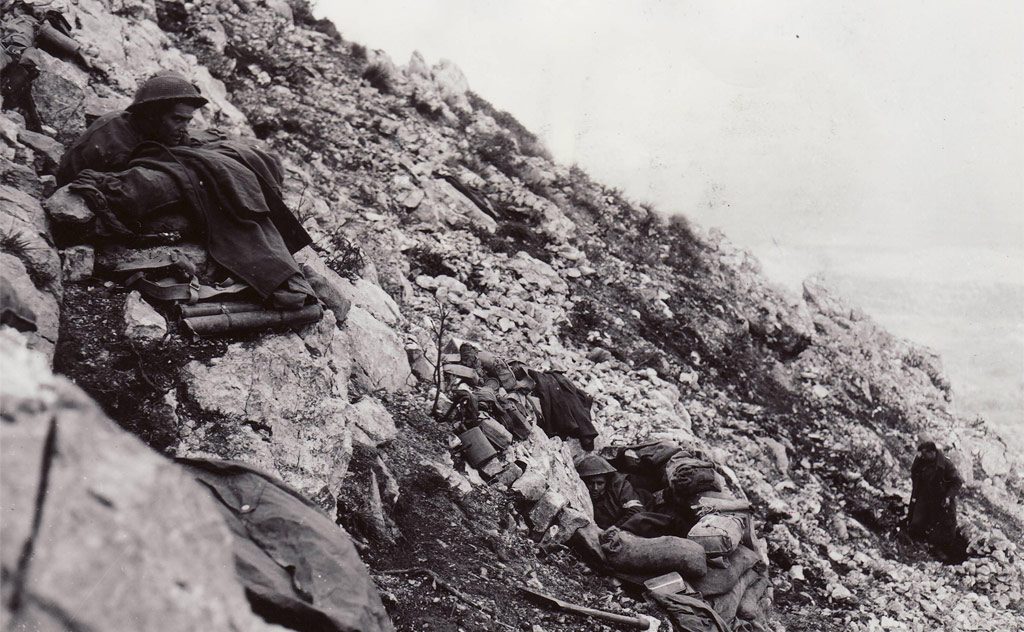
(315, 0, 1022, 288)
(313, 1, 1023, 431)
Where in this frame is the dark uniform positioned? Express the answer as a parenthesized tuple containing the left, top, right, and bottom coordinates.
(909, 441, 963, 548)
(592, 473, 646, 529)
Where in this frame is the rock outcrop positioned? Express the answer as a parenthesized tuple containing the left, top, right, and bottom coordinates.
(0, 329, 283, 632)
(1, 0, 1020, 631)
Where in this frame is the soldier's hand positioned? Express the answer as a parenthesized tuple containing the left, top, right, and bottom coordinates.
(941, 497, 951, 507)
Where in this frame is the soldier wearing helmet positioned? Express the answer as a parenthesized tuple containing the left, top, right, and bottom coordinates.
(56, 73, 209, 185)
(577, 455, 647, 530)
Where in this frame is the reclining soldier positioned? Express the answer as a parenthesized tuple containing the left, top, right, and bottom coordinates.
(56, 73, 213, 185)
(577, 455, 685, 538)
(57, 73, 318, 310)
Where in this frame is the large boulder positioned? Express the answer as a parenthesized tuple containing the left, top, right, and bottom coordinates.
(24, 48, 92, 144)
(0, 253, 59, 358)
(0, 329, 283, 632)
(342, 306, 412, 392)
(347, 396, 398, 447)
(509, 427, 594, 519)
(431, 59, 471, 112)
(298, 252, 401, 325)
(1, 185, 62, 297)
(178, 327, 353, 499)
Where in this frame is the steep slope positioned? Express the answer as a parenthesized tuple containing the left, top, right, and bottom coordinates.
(1, 0, 1021, 631)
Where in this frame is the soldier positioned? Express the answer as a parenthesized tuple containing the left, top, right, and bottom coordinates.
(908, 439, 963, 557)
(56, 73, 209, 184)
(578, 454, 645, 529)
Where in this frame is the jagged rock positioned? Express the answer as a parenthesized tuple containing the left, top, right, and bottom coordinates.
(430, 59, 471, 112)
(420, 454, 473, 496)
(348, 396, 397, 447)
(417, 178, 497, 233)
(507, 251, 569, 294)
(1, 157, 48, 199)
(761, 437, 790, 476)
(542, 506, 593, 547)
(179, 330, 353, 498)
(0, 253, 58, 358)
(0, 113, 21, 145)
(27, 49, 92, 144)
(123, 290, 167, 343)
(527, 490, 568, 536)
(512, 470, 549, 503)
(406, 346, 435, 381)
(342, 306, 411, 392)
(60, 244, 94, 281)
(979, 443, 1010, 478)
(17, 129, 63, 170)
(509, 427, 593, 519)
(0, 330, 282, 632)
(43, 185, 95, 234)
(1, 185, 62, 294)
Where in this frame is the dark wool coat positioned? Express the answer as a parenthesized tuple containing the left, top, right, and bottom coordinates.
(528, 370, 599, 442)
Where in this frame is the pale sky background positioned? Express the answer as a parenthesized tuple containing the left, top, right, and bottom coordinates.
(314, 1, 1023, 437)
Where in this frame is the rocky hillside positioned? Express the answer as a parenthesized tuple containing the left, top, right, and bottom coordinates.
(2, 0, 1022, 630)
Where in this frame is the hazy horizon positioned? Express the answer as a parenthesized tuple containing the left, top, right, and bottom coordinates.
(314, 0, 1023, 441)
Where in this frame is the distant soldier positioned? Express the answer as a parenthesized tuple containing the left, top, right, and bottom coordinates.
(908, 439, 963, 555)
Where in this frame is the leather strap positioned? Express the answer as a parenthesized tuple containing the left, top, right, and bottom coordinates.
(125, 272, 249, 304)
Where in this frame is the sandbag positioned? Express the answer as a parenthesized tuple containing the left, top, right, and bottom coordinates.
(691, 545, 760, 597)
(710, 567, 761, 622)
(688, 513, 746, 558)
(600, 527, 707, 579)
(737, 572, 771, 620)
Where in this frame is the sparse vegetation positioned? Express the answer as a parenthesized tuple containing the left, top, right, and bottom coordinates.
(362, 62, 393, 94)
(467, 91, 551, 160)
(314, 230, 366, 280)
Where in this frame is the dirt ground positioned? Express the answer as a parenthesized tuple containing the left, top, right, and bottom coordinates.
(346, 389, 664, 632)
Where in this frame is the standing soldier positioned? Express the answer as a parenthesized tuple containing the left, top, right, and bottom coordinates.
(908, 439, 963, 559)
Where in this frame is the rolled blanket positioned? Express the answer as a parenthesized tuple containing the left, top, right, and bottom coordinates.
(600, 527, 707, 579)
(691, 545, 761, 597)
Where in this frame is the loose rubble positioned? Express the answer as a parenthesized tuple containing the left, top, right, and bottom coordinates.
(1, 0, 1021, 631)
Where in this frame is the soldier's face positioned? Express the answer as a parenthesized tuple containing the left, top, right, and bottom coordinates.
(919, 448, 937, 462)
(585, 477, 607, 499)
(155, 103, 197, 145)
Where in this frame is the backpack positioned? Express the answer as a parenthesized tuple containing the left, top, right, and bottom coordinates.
(649, 591, 731, 632)
(665, 455, 721, 499)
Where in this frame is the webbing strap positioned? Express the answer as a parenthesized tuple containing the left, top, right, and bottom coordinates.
(125, 272, 250, 304)
(109, 255, 181, 275)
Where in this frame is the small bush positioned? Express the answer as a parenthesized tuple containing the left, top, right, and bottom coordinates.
(467, 92, 551, 160)
(0, 226, 54, 289)
(350, 43, 367, 61)
(0, 226, 35, 262)
(315, 230, 366, 280)
(474, 130, 520, 178)
(362, 62, 393, 94)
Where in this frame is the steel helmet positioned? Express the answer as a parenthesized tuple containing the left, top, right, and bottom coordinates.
(576, 455, 616, 478)
(127, 73, 208, 112)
